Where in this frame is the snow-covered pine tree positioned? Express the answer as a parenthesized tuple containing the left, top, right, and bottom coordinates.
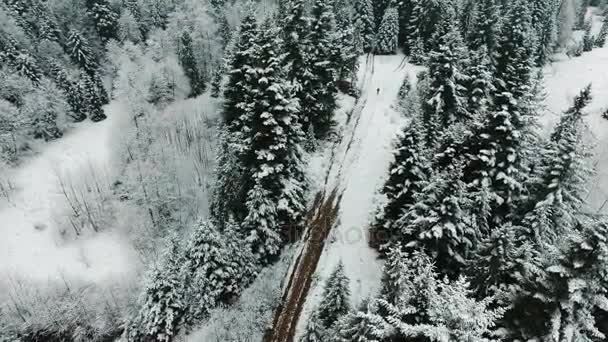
(130, 235, 187, 342)
(398, 0, 416, 54)
(380, 243, 407, 302)
(583, 20, 594, 52)
(306, 0, 340, 138)
(596, 9, 608, 47)
(118, 8, 142, 43)
(530, 0, 559, 65)
(407, 0, 448, 53)
(493, 0, 535, 110)
(462, 46, 494, 116)
(457, 0, 477, 42)
(5, 49, 43, 87)
(318, 261, 351, 328)
(375, 6, 399, 54)
(466, 223, 534, 298)
(178, 31, 204, 97)
(240, 24, 306, 262)
(49, 62, 87, 122)
(373, 119, 430, 247)
(375, 251, 504, 341)
(523, 85, 593, 231)
(301, 312, 326, 342)
(333, 300, 391, 341)
(398, 164, 476, 277)
(424, 17, 469, 129)
(353, 0, 375, 52)
(223, 11, 258, 127)
(538, 218, 608, 342)
(281, 0, 311, 129)
(67, 30, 98, 75)
(182, 220, 256, 323)
(466, 0, 501, 57)
(372, 0, 391, 30)
(87, 0, 119, 41)
(575, 0, 590, 29)
(80, 72, 107, 122)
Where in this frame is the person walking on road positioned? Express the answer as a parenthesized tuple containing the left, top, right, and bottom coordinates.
(376, 88, 380, 95)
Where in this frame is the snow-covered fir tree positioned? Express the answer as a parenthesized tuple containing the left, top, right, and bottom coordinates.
(596, 9, 608, 47)
(238, 24, 306, 262)
(375, 6, 399, 54)
(530, 0, 559, 65)
(583, 21, 594, 52)
(466, 0, 501, 57)
(353, 0, 375, 52)
(301, 312, 326, 342)
(398, 164, 477, 277)
(67, 30, 98, 75)
(49, 62, 87, 122)
(79, 72, 107, 122)
(333, 300, 392, 341)
(373, 119, 430, 246)
(305, 0, 340, 138)
(407, 0, 449, 53)
(424, 18, 469, 130)
(178, 31, 204, 97)
(129, 235, 187, 342)
(318, 261, 351, 328)
(87, 0, 119, 41)
(181, 220, 256, 323)
(222, 11, 258, 126)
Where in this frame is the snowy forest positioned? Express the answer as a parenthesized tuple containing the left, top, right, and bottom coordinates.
(2, 0, 608, 341)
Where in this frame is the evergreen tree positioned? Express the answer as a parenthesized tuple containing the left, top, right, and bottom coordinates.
(66, 30, 98, 75)
(575, 0, 590, 29)
(80, 72, 107, 122)
(531, 0, 559, 65)
(375, 6, 399, 54)
(493, 0, 536, 110)
(131, 236, 187, 342)
(398, 0, 416, 54)
(318, 261, 351, 328)
(466, 0, 501, 56)
(306, 0, 340, 138)
(353, 0, 375, 52)
(49, 62, 87, 122)
(88, 0, 119, 41)
(182, 220, 256, 323)
(407, 0, 448, 53)
(583, 21, 594, 52)
(373, 119, 430, 245)
(596, 11, 608, 47)
(333, 300, 392, 341)
(462, 47, 494, 116)
(398, 165, 477, 277)
(178, 31, 204, 97)
(380, 243, 406, 302)
(222, 12, 258, 126)
(424, 20, 469, 129)
(373, 252, 504, 341)
(301, 312, 326, 342)
(372, 0, 391, 29)
(238, 25, 306, 261)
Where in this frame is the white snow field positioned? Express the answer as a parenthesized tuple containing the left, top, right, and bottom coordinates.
(0, 102, 139, 296)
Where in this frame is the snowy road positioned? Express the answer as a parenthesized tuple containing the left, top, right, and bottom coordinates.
(294, 54, 420, 338)
(0, 102, 137, 292)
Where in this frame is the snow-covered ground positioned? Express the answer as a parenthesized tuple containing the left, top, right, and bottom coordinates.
(295, 54, 421, 337)
(543, 23, 608, 213)
(0, 102, 139, 296)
